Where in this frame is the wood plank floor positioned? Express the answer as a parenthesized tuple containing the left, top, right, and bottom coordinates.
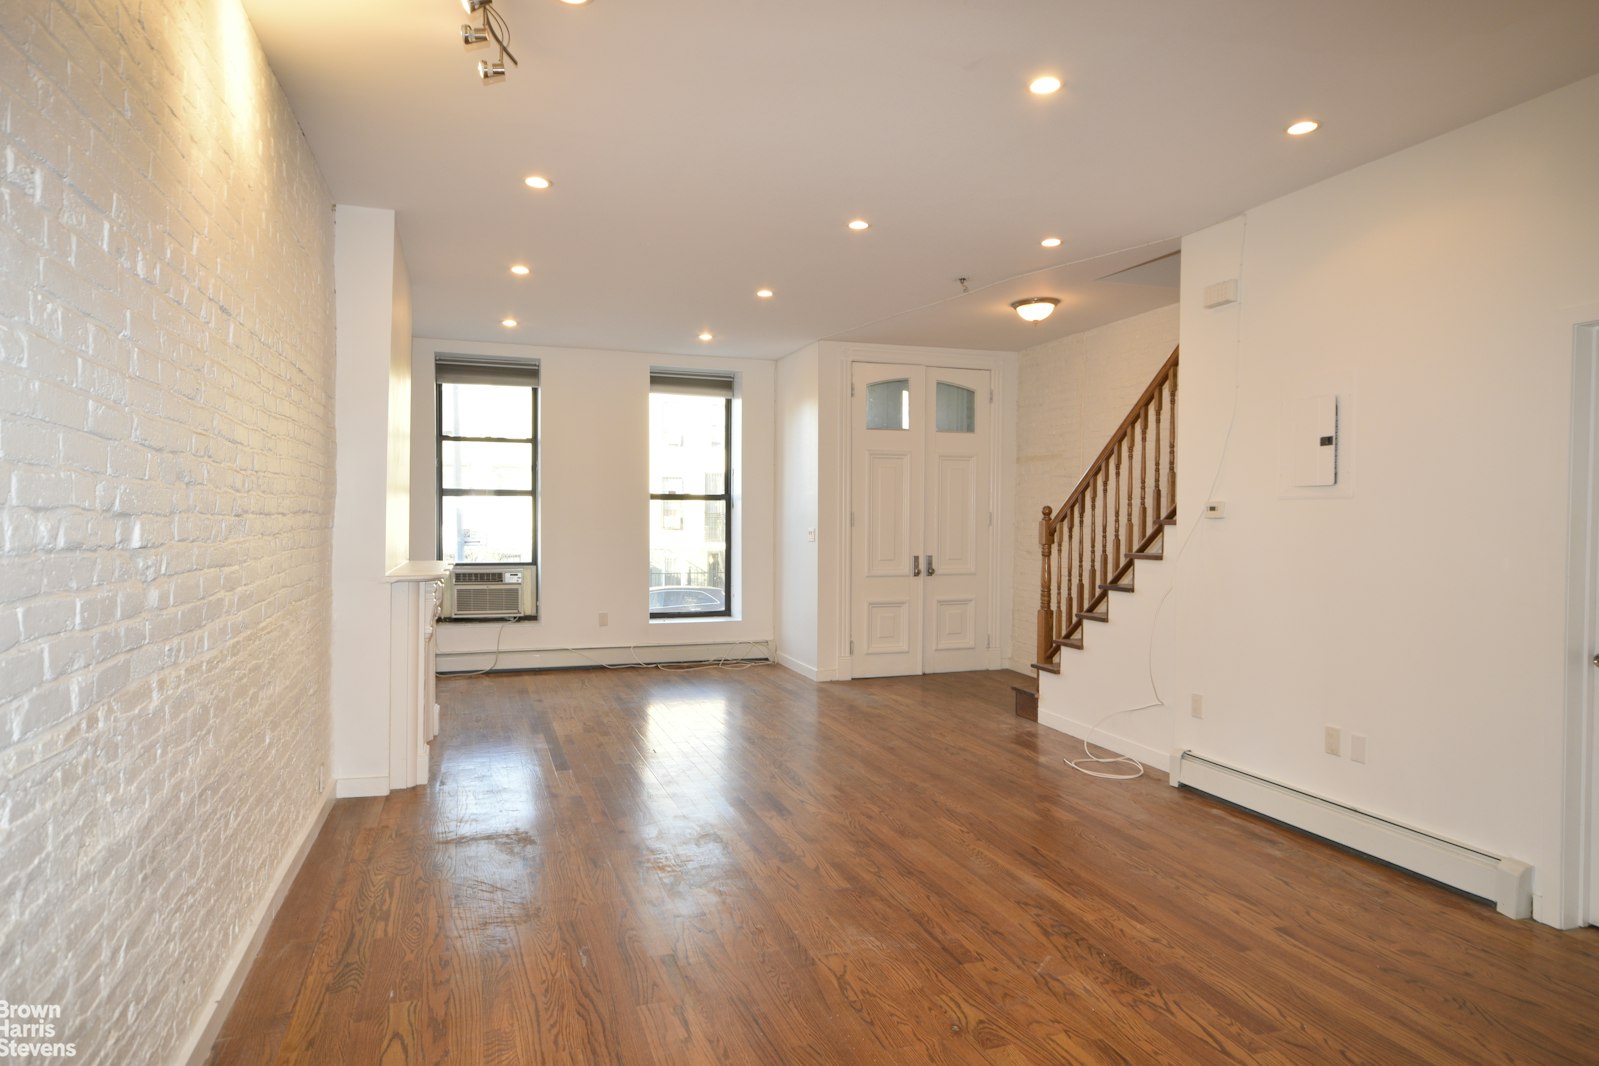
(208, 666, 1599, 1064)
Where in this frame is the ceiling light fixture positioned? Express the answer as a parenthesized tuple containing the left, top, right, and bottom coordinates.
(1286, 119, 1320, 136)
(698, 331, 714, 342)
(510, 264, 530, 276)
(501, 317, 519, 328)
(459, 0, 519, 81)
(847, 219, 870, 232)
(1029, 75, 1062, 95)
(756, 289, 773, 299)
(523, 175, 551, 189)
(1011, 297, 1060, 323)
(1041, 237, 1062, 248)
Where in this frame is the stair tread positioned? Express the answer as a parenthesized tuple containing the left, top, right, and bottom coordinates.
(1129, 550, 1164, 560)
(1099, 582, 1135, 593)
(1032, 661, 1061, 674)
(1055, 636, 1084, 651)
(1077, 610, 1110, 623)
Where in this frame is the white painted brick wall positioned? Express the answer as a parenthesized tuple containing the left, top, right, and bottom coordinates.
(0, 2, 335, 1063)
(1009, 304, 1178, 671)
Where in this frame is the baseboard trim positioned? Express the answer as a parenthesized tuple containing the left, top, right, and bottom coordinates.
(335, 775, 390, 798)
(1171, 751, 1533, 919)
(437, 640, 772, 674)
(774, 651, 838, 681)
(178, 790, 335, 1066)
(1037, 708, 1168, 771)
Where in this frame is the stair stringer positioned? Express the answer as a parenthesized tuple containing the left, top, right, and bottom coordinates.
(1037, 548, 1181, 772)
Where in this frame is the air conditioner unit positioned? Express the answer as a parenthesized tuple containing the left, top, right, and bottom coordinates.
(443, 564, 537, 620)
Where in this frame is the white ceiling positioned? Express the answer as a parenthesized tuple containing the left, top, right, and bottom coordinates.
(240, 0, 1599, 359)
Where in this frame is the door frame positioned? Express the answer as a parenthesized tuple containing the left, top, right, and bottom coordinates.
(833, 343, 1017, 681)
(1562, 319, 1599, 928)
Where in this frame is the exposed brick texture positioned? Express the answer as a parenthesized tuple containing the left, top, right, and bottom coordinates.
(1009, 304, 1178, 672)
(0, 2, 335, 1062)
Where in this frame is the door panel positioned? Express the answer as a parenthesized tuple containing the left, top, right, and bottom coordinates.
(850, 362, 992, 677)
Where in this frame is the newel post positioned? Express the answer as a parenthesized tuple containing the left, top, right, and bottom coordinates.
(1037, 506, 1055, 666)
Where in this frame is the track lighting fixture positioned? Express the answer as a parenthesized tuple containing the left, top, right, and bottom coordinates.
(458, 0, 518, 80)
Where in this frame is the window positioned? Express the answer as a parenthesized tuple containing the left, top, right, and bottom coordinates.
(436, 358, 538, 565)
(649, 372, 732, 617)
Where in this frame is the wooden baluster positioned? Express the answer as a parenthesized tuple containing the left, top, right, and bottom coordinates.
(1112, 438, 1122, 574)
(1100, 466, 1109, 585)
(1037, 506, 1054, 664)
(1167, 367, 1178, 517)
(1060, 508, 1071, 638)
(1152, 382, 1164, 522)
(1125, 427, 1135, 564)
(1139, 407, 1149, 544)
(1075, 496, 1085, 630)
(1087, 477, 1097, 614)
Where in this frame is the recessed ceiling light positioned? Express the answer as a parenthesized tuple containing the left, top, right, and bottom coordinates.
(698, 330, 714, 342)
(1040, 237, 1062, 248)
(559, 0, 590, 4)
(523, 175, 551, 189)
(510, 264, 530, 276)
(847, 219, 870, 232)
(756, 289, 773, 299)
(1029, 75, 1062, 95)
(1286, 119, 1320, 136)
(501, 317, 518, 328)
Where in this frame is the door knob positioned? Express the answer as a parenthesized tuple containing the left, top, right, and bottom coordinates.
(1593, 652, 1599, 668)
(925, 554, 935, 576)
(912, 556, 921, 577)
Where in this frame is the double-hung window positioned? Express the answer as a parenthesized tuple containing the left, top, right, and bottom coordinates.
(648, 372, 733, 618)
(436, 358, 538, 565)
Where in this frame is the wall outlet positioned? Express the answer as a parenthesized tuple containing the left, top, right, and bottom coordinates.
(1350, 734, 1367, 764)
(598, 612, 608, 627)
(1190, 693, 1204, 719)
(1324, 725, 1342, 756)
(807, 528, 817, 542)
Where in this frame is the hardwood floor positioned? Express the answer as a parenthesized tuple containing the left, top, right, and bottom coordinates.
(209, 666, 1599, 1064)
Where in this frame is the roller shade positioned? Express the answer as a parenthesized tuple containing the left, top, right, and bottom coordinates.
(436, 357, 539, 387)
(650, 371, 734, 398)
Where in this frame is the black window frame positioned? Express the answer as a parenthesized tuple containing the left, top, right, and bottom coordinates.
(649, 374, 733, 619)
(435, 359, 539, 568)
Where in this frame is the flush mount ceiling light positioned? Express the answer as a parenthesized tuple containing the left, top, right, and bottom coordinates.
(698, 331, 714, 342)
(501, 317, 519, 328)
(510, 264, 530, 276)
(1029, 75, 1062, 95)
(755, 288, 773, 299)
(523, 174, 551, 189)
(847, 219, 870, 232)
(1286, 119, 1320, 136)
(1011, 297, 1060, 323)
(459, 0, 518, 81)
(1040, 236, 1062, 248)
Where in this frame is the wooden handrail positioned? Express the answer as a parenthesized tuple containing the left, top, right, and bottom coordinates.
(1037, 346, 1178, 666)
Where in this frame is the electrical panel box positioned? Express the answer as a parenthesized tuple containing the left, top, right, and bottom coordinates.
(1290, 394, 1339, 487)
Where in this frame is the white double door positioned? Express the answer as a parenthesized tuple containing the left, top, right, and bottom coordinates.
(850, 363, 993, 677)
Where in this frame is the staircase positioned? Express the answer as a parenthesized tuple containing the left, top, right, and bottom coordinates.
(1015, 346, 1179, 718)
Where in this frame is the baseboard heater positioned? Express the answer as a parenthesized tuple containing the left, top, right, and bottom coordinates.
(1169, 751, 1533, 920)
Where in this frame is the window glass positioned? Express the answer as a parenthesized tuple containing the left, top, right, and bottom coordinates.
(649, 385, 731, 617)
(437, 377, 537, 567)
(866, 379, 911, 430)
(935, 382, 976, 433)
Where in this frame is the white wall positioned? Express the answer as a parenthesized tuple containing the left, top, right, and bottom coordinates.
(1008, 305, 1179, 673)
(776, 343, 822, 676)
(1041, 73, 1599, 925)
(0, 1, 337, 1060)
(412, 339, 776, 667)
(331, 207, 413, 790)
